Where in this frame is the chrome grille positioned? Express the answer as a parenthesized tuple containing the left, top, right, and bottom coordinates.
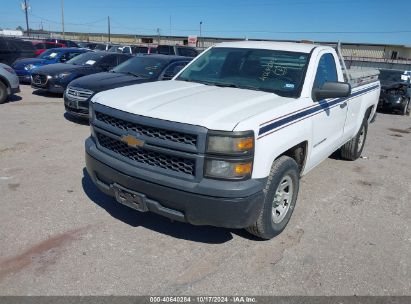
(95, 111, 197, 147)
(96, 132, 195, 176)
(66, 86, 94, 102)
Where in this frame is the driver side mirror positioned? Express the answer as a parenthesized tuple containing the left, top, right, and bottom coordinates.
(100, 63, 111, 71)
(312, 82, 351, 101)
(162, 65, 184, 80)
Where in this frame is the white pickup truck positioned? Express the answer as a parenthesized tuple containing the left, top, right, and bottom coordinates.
(86, 41, 380, 239)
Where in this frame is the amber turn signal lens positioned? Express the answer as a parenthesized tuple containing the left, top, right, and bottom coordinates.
(236, 137, 253, 151)
(234, 162, 252, 175)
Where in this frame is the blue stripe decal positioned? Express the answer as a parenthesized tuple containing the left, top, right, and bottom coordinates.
(258, 84, 379, 137)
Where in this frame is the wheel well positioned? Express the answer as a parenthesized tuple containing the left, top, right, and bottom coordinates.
(0, 75, 10, 89)
(365, 105, 374, 121)
(278, 141, 308, 173)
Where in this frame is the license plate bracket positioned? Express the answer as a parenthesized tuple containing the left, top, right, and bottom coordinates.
(111, 184, 148, 212)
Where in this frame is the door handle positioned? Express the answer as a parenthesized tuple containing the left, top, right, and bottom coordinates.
(340, 102, 347, 108)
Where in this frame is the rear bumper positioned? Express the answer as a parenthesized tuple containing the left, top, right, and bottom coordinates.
(85, 138, 265, 228)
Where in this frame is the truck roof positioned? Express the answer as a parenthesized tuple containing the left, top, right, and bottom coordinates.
(214, 41, 318, 53)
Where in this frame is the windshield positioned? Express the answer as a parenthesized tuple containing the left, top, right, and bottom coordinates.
(379, 70, 405, 82)
(177, 47, 309, 97)
(112, 56, 167, 78)
(66, 52, 105, 66)
(38, 49, 60, 60)
(94, 44, 107, 50)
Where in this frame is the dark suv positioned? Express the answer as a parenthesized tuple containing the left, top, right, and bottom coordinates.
(0, 37, 36, 65)
(157, 45, 198, 57)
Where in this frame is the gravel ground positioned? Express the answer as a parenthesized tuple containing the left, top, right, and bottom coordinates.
(0, 85, 410, 296)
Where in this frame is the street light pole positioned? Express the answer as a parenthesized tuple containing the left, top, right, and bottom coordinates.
(61, 0, 65, 38)
(199, 21, 203, 48)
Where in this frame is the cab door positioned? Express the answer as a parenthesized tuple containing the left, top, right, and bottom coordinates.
(309, 52, 348, 168)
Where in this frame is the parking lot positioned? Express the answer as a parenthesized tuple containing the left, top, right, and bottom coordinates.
(0, 84, 410, 295)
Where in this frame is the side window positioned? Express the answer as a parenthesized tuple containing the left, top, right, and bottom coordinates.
(60, 52, 79, 62)
(177, 47, 197, 57)
(161, 62, 188, 80)
(117, 55, 131, 65)
(99, 55, 118, 69)
(314, 53, 338, 89)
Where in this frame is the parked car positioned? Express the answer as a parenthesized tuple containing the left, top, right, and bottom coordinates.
(108, 45, 154, 55)
(77, 42, 99, 50)
(25, 40, 66, 56)
(12, 48, 90, 83)
(85, 41, 380, 239)
(157, 45, 198, 57)
(64, 55, 192, 118)
(0, 37, 36, 65)
(0, 63, 20, 104)
(94, 43, 119, 51)
(31, 52, 131, 93)
(378, 69, 411, 115)
(45, 39, 78, 48)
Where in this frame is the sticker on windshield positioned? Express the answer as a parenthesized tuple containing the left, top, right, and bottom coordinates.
(284, 83, 295, 89)
(85, 60, 96, 65)
(49, 52, 58, 58)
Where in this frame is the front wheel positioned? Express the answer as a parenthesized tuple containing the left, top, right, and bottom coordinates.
(246, 156, 300, 240)
(401, 99, 410, 116)
(0, 81, 7, 104)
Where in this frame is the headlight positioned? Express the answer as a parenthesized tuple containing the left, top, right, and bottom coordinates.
(5, 67, 17, 74)
(206, 131, 254, 155)
(24, 64, 35, 71)
(55, 72, 70, 79)
(204, 159, 253, 180)
(204, 130, 254, 180)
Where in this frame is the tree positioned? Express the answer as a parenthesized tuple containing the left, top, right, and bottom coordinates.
(16, 26, 24, 31)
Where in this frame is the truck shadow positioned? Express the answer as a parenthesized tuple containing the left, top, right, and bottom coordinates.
(81, 168, 240, 244)
(63, 112, 89, 125)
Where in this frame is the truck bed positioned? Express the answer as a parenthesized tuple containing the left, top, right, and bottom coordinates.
(343, 68, 380, 88)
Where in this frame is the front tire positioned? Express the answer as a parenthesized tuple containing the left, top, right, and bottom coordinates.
(340, 118, 368, 161)
(401, 98, 410, 116)
(0, 81, 7, 104)
(246, 156, 300, 240)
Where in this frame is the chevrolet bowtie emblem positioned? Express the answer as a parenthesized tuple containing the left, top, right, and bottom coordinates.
(121, 134, 145, 148)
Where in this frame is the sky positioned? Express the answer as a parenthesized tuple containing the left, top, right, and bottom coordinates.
(1, 0, 411, 45)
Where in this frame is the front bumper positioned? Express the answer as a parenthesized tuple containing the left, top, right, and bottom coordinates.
(14, 69, 31, 83)
(85, 138, 265, 228)
(378, 98, 407, 112)
(31, 77, 66, 94)
(64, 94, 90, 119)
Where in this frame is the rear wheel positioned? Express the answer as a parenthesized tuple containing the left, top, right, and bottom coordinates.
(0, 81, 7, 104)
(341, 118, 368, 161)
(246, 156, 300, 240)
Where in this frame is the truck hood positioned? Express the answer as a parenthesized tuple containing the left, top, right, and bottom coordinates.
(68, 72, 150, 93)
(92, 80, 292, 131)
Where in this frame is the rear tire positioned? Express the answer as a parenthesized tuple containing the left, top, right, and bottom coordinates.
(341, 118, 368, 161)
(246, 156, 300, 240)
(0, 81, 7, 104)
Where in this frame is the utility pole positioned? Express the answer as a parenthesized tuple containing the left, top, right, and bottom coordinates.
(199, 21, 203, 48)
(108, 16, 111, 42)
(61, 0, 65, 38)
(23, 0, 30, 37)
(157, 28, 161, 45)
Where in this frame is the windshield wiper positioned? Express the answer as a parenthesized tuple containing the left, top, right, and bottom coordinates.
(124, 71, 147, 78)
